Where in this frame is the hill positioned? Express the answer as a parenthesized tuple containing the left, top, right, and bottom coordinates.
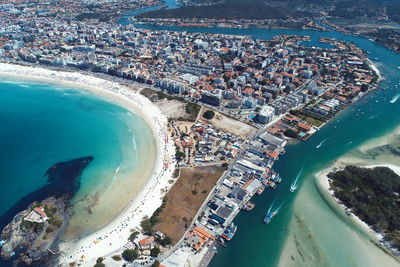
(137, 0, 310, 20)
(138, 0, 400, 23)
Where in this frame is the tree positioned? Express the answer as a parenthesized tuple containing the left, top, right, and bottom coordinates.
(150, 247, 161, 257)
(221, 162, 229, 169)
(203, 110, 215, 120)
(93, 257, 105, 267)
(159, 236, 172, 246)
(152, 260, 160, 267)
(122, 249, 139, 262)
(128, 231, 139, 243)
(111, 255, 122, 261)
(175, 151, 185, 161)
(284, 129, 297, 138)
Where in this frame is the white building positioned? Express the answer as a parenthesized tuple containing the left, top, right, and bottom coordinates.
(25, 207, 48, 223)
(257, 105, 275, 124)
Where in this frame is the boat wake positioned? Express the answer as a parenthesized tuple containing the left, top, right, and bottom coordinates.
(344, 141, 353, 147)
(273, 202, 285, 214)
(368, 114, 378, 119)
(316, 139, 327, 149)
(264, 201, 285, 224)
(390, 93, 400, 104)
(290, 167, 304, 192)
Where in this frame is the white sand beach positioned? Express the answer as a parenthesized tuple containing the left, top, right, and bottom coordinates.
(366, 58, 383, 81)
(0, 63, 176, 266)
(278, 164, 400, 267)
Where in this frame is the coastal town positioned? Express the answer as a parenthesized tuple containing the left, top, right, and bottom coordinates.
(0, 0, 387, 266)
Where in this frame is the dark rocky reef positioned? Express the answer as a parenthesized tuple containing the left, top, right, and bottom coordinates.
(0, 156, 93, 266)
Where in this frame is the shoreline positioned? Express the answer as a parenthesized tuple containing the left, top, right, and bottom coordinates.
(366, 58, 383, 82)
(314, 162, 400, 257)
(0, 63, 176, 265)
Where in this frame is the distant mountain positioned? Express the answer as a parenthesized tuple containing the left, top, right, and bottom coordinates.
(137, 0, 310, 20)
(138, 0, 400, 23)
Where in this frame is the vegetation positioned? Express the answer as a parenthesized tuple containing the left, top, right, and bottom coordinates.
(122, 248, 139, 262)
(128, 231, 140, 243)
(76, 12, 111, 22)
(111, 255, 122, 261)
(150, 246, 161, 257)
(48, 216, 63, 228)
(203, 110, 216, 120)
(289, 109, 326, 127)
(185, 103, 201, 121)
(284, 128, 297, 138)
(328, 166, 400, 248)
(93, 257, 105, 267)
(140, 88, 185, 102)
(152, 260, 160, 267)
(175, 150, 186, 162)
(43, 204, 57, 217)
(140, 200, 166, 235)
(159, 236, 172, 247)
(20, 220, 44, 232)
(137, 0, 309, 20)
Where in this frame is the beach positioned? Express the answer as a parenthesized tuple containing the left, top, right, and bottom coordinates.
(366, 58, 383, 82)
(0, 63, 176, 266)
(277, 162, 400, 267)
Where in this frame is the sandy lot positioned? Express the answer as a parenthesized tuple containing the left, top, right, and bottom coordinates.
(154, 166, 225, 243)
(204, 109, 257, 138)
(156, 100, 187, 118)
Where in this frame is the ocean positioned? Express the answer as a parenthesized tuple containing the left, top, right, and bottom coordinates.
(120, 2, 400, 266)
(0, 78, 156, 265)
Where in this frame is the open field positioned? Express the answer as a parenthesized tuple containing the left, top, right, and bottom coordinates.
(202, 109, 257, 138)
(157, 100, 187, 119)
(141, 88, 201, 121)
(154, 166, 225, 243)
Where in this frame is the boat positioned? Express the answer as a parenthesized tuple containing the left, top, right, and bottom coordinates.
(263, 212, 274, 224)
(272, 174, 282, 183)
(257, 186, 265, 195)
(221, 222, 237, 241)
(242, 201, 255, 211)
(290, 186, 296, 192)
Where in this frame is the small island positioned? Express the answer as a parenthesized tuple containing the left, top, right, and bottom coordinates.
(327, 165, 400, 254)
(1, 197, 68, 265)
(0, 156, 94, 266)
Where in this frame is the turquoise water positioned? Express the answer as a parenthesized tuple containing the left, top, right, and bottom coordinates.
(0, 78, 155, 264)
(123, 3, 400, 265)
(118, 0, 180, 24)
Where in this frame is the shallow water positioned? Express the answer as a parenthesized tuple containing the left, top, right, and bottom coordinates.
(0, 78, 156, 253)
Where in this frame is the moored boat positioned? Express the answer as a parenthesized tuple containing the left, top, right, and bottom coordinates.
(221, 222, 237, 241)
(257, 186, 265, 195)
(242, 201, 255, 211)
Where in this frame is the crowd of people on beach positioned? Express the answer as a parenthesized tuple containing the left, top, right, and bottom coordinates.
(0, 64, 176, 265)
